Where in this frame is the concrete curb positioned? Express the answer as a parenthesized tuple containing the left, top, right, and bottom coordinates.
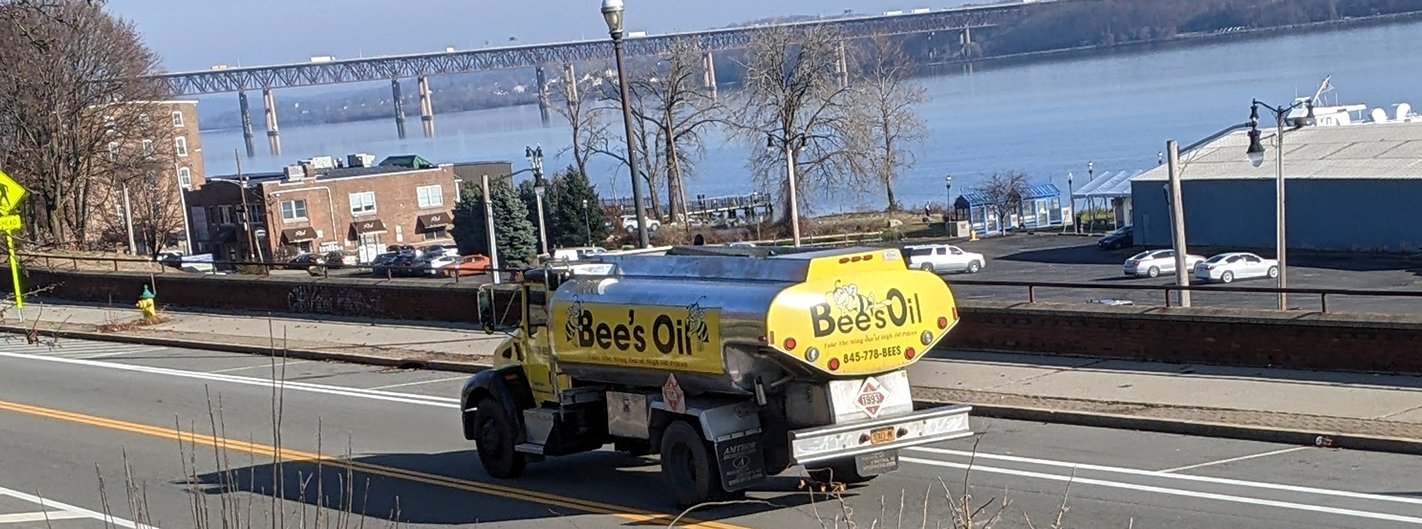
(6, 323, 1420, 456)
(945, 401, 1422, 457)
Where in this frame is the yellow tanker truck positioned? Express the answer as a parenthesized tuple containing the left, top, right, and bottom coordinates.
(463, 246, 972, 506)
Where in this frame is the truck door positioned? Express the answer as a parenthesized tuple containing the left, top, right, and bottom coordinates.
(522, 284, 570, 405)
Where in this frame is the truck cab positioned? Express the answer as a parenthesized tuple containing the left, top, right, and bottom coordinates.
(463, 248, 972, 506)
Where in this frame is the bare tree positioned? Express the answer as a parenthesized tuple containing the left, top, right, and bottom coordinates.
(0, 0, 172, 248)
(734, 25, 862, 224)
(550, 65, 612, 181)
(628, 39, 723, 223)
(975, 171, 1030, 233)
(845, 34, 928, 213)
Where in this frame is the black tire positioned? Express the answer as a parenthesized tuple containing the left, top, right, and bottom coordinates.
(967, 261, 982, 274)
(1147, 266, 1160, 278)
(473, 398, 526, 479)
(920, 263, 936, 273)
(806, 458, 878, 486)
(1268, 266, 1279, 279)
(660, 421, 724, 507)
(1221, 271, 1235, 284)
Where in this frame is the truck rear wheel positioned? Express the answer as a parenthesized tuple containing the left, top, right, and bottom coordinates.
(806, 459, 878, 486)
(660, 421, 724, 507)
(474, 398, 526, 479)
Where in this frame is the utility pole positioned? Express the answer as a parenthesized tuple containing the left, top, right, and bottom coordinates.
(1166, 140, 1191, 308)
(482, 174, 501, 285)
(235, 150, 256, 261)
(122, 183, 137, 255)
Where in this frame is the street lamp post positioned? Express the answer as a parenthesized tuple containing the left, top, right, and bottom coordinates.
(1086, 161, 1094, 232)
(526, 145, 549, 255)
(944, 175, 952, 219)
(766, 133, 807, 247)
(581, 199, 592, 246)
(601, 0, 650, 248)
(1066, 171, 1074, 234)
(1246, 98, 1314, 311)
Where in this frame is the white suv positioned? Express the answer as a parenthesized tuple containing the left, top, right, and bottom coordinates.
(621, 215, 661, 233)
(904, 244, 985, 274)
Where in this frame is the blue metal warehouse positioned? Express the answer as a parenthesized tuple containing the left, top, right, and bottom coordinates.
(1131, 121, 1422, 253)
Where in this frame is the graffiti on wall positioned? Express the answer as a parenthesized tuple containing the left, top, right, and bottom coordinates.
(286, 285, 385, 316)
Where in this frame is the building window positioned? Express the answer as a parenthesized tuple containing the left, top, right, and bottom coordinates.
(142, 139, 154, 157)
(281, 199, 308, 222)
(218, 205, 233, 225)
(417, 185, 443, 208)
(171, 111, 184, 127)
(108, 142, 120, 161)
(139, 113, 151, 125)
(175, 136, 188, 157)
(349, 191, 376, 216)
(422, 227, 448, 241)
(177, 167, 192, 189)
(104, 116, 116, 133)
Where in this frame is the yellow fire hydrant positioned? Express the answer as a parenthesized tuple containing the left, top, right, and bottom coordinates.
(136, 285, 157, 319)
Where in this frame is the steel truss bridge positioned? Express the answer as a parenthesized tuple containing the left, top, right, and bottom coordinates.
(152, 2, 1028, 95)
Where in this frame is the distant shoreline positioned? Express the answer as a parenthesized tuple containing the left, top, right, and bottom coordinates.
(197, 10, 1422, 134)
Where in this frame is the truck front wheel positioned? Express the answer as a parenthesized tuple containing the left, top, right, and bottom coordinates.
(474, 398, 526, 479)
(806, 459, 878, 486)
(660, 421, 723, 507)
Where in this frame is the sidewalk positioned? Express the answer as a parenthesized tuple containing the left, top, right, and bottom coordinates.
(6, 299, 1422, 453)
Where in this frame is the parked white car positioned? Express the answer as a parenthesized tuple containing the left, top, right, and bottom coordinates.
(621, 215, 661, 233)
(1123, 249, 1205, 278)
(1193, 252, 1279, 284)
(420, 254, 460, 276)
(904, 244, 985, 274)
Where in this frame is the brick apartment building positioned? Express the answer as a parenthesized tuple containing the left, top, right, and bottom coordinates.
(187, 154, 510, 263)
(91, 100, 206, 253)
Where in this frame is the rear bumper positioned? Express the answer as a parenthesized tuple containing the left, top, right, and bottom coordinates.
(788, 405, 973, 465)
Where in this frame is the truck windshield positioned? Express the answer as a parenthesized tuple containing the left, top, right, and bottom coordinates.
(526, 288, 549, 328)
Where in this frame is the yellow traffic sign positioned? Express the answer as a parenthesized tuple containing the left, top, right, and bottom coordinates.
(0, 215, 20, 233)
(0, 169, 26, 216)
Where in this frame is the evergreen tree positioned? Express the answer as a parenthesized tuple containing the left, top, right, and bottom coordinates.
(548, 166, 611, 248)
(452, 178, 539, 269)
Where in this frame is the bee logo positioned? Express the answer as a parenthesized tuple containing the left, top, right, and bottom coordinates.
(685, 297, 710, 351)
(564, 299, 585, 343)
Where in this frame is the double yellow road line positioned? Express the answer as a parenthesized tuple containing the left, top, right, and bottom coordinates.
(0, 399, 749, 529)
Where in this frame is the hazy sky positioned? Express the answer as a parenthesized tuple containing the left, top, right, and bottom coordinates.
(106, 0, 972, 72)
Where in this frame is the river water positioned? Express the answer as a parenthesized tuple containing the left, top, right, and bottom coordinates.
(197, 20, 1422, 214)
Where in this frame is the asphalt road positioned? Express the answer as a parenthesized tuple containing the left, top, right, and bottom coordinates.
(935, 234, 1422, 314)
(0, 338, 1418, 528)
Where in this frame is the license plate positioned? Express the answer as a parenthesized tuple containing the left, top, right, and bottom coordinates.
(869, 427, 896, 445)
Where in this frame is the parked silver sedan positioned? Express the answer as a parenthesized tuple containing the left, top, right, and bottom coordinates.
(1123, 249, 1205, 278)
(1193, 252, 1280, 284)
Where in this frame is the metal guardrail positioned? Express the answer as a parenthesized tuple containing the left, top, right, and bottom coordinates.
(948, 279, 1422, 313)
(15, 252, 523, 284)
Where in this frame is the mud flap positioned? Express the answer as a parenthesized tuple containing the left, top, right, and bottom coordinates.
(715, 434, 766, 492)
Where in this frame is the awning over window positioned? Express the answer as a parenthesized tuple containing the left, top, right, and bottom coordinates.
(351, 219, 388, 234)
(417, 212, 451, 229)
(281, 227, 316, 243)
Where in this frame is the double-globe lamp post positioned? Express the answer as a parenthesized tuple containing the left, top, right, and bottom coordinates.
(1245, 98, 1313, 311)
(526, 145, 549, 256)
(601, 0, 650, 248)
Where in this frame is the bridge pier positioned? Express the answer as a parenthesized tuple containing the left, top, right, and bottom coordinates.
(238, 90, 256, 158)
(563, 63, 578, 101)
(835, 41, 849, 88)
(535, 66, 551, 127)
(418, 75, 435, 138)
(961, 26, 973, 58)
(392, 79, 408, 140)
(262, 87, 281, 157)
(702, 51, 718, 100)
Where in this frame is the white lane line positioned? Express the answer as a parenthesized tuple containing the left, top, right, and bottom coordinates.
(908, 447, 1422, 507)
(210, 360, 314, 373)
(901, 457, 1422, 525)
(76, 349, 160, 360)
(0, 511, 90, 523)
(1158, 446, 1311, 474)
(367, 375, 469, 390)
(0, 485, 154, 528)
(0, 351, 459, 409)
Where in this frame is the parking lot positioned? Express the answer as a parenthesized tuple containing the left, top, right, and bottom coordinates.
(929, 233, 1422, 314)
